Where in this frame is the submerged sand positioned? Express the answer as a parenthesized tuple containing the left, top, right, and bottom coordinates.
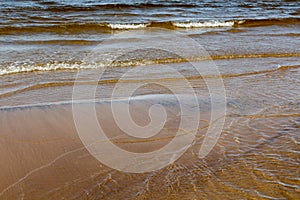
(0, 91, 299, 199)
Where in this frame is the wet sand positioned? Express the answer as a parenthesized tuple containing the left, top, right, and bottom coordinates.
(0, 96, 210, 199)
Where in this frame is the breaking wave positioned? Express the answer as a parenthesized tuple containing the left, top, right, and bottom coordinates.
(1, 53, 299, 76)
(1, 18, 299, 35)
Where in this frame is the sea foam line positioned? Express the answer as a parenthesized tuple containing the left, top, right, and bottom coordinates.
(172, 21, 234, 28)
(107, 21, 235, 29)
(1, 53, 299, 76)
(107, 23, 149, 29)
(0, 62, 100, 76)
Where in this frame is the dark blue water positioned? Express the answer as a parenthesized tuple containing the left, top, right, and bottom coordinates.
(0, 0, 299, 32)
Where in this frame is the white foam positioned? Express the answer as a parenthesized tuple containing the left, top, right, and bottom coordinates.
(0, 60, 153, 76)
(172, 21, 234, 28)
(0, 62, 100, 76)
(107, 23, 148, 29)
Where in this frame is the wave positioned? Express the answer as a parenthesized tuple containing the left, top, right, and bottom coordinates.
(0, 62, 96, 76)
(1, 64, 299, 98)
(1, 53, 299, 76)
(107, 23, 149, 29)
(172, 21, 234, 28)
(234, 18, 300, 27)
(5, 3, 197, 12)
(0, 21, 234, 34)
(1, 18, 299, 34)
(0, 39, 100, 45)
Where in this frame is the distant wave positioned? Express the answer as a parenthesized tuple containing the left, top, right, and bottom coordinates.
(47, 3, 197, 11)
(1, 18, 299, 34)
(4, 3, 197, 12)
(0, 21, 235, 34)
(107, 23, 149, 29)
(1, 53, 299, 76)
(172, 21, 234, 28)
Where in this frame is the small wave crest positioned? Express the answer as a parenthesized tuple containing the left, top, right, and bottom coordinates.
(0, 20, 236, 34)
(172, 21, 234, 28)
(107, 23, 149, 29)
(1, 18, 299, 34)
(0, 62, 97, 76)
(1, 54, 299, 76)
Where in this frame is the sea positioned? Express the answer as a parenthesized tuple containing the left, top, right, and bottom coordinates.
(0, 0, 299, 199)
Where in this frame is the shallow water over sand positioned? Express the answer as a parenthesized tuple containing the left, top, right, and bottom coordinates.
(0, 91, 299, 199)
(0, 55, 299, 199)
